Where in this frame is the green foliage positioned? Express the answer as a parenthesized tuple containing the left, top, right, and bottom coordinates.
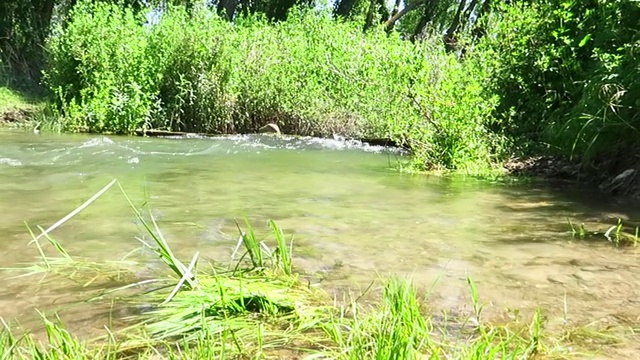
(567, 217, 639, 247)
(398, 44, 503, 173)
(44, 1, 155, 133)
(480, 0, 640, 162)
(6, 0, 640, 176)
(0, 0, 55, 86)
(556, 0, 640, 161)
(0, 0, 153, 89)
(43, 1, 503, 173)
(323, 277, 433, 359)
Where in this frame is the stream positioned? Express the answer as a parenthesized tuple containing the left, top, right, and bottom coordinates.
(1, 128, 640, 356)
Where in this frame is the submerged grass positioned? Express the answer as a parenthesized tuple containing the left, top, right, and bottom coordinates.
(567, 217, 640, 247)
(0, 179, 632, 359)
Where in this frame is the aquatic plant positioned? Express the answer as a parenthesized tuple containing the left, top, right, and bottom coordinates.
(566, 217, 639, 247)
(567, 218, 588, 239)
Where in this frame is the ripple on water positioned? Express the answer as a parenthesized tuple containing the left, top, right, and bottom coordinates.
(102, 133, 404, 158)
(0, 158, 22, 166)
(5, 130, 640, 359)
(79, 136, 115, 148)
(206, 134, 405, 154)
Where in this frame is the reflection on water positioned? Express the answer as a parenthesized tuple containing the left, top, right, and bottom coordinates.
(1, 128, 640, 350)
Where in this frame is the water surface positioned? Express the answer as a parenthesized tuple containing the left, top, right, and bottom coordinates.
(1, 128, 640, 356)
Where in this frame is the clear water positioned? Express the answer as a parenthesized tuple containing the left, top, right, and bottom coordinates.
(1, 128, 640, 352)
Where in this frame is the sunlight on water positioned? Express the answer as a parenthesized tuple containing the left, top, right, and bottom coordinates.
(1, 128, 640, 337)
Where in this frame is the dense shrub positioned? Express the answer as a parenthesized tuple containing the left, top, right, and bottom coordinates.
(43, 1, 503, 173)
(479, 0, 640, 162)
(45, 1, 155, 133)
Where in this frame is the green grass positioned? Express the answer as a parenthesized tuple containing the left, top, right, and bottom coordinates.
(0, 179, 635, 359)
(567, 217, 640, 247)
(0, 84, 48, 131)
(0, 87, 23, 109)
(0, 86, 36, 112)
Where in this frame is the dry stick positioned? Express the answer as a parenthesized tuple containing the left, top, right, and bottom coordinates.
(407, 87, 441, 133)
(29, 179, 118, 244)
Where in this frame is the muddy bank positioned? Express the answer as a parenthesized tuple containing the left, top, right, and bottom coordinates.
(504, 154, 640, 200)
(0, 108, 33, 123)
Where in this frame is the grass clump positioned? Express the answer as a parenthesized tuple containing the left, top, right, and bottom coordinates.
(321, 277, 433, 359)
(567, 217, 640, 248)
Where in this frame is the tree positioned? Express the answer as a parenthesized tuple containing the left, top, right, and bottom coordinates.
(0, 0, 56, 84)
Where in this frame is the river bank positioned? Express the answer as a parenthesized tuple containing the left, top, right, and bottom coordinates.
(2, 94, 639, 202)
(503, 155, 640, 201)
(2, 1, 638, 358)
(0, 86, 41, 128)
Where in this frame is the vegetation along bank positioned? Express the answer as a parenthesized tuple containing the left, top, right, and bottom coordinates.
(2, 0, 639, 189)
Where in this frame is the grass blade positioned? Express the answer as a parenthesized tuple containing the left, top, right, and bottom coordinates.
(29, 179, 117, 245)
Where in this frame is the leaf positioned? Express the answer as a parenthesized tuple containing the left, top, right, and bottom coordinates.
(578, 34, 592, 47)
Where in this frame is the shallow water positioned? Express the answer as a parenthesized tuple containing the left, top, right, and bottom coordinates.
(1, 128, 640, 354)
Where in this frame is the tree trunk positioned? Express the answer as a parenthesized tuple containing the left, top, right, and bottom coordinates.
(462, 0, 479, 25)
(443, 0, 466, 53)
(411, 0, 437, 41)
(36, 0, 56, 34)
(389, 0, 402, 19)
(384, 0, 426, 31)
(267, 0, 299, 21)
(364, 0, 376, 30)
(471, 0, 491, 41)
(363, 0, 388, 30)
(0, 1, 14, 56)
(334, 0, 360, 18)
(217, 0, 238, 20)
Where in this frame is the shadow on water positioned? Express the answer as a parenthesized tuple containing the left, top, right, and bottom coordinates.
(1, 128, 640, 349)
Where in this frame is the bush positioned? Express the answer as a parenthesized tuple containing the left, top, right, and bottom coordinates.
(479, 0, 640, 163)
(43, 1, 504, 173)
(45, 1, 155, 133)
